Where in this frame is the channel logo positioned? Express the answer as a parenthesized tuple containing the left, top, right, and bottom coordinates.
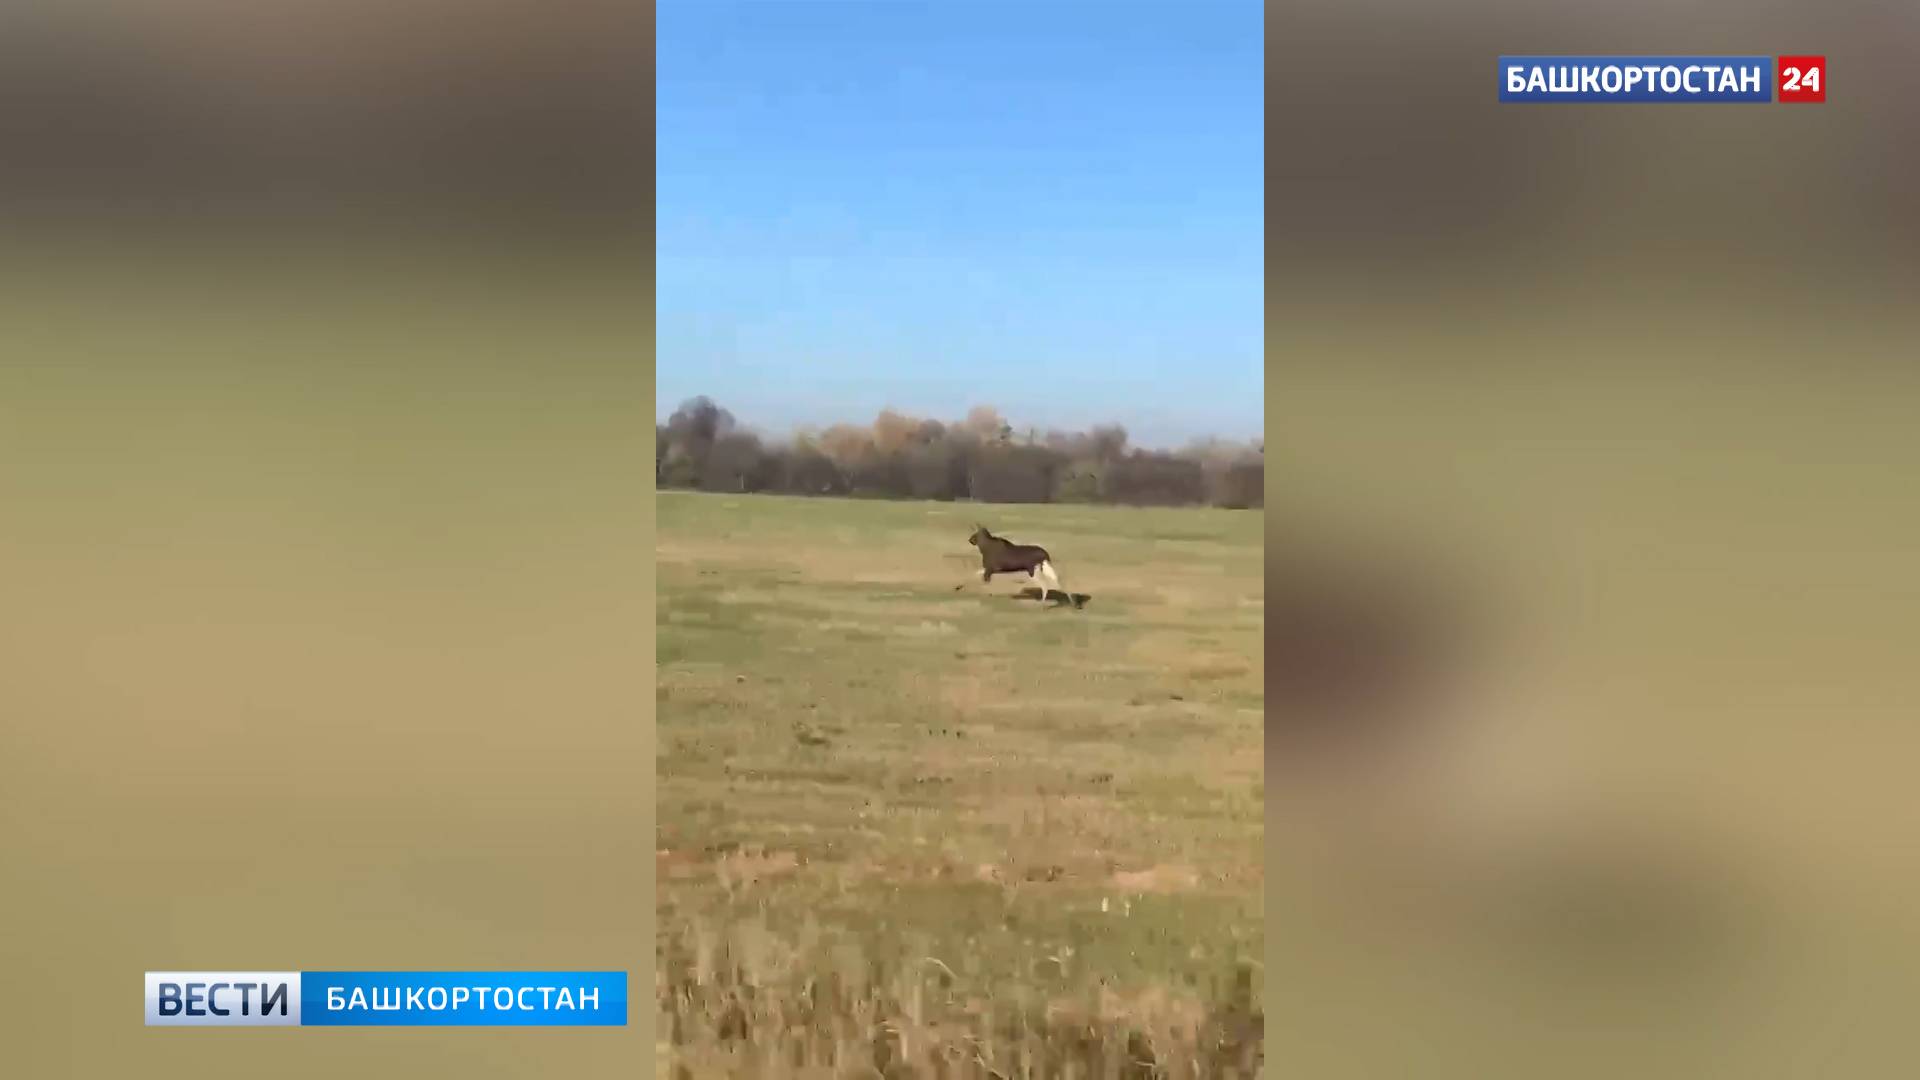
(145, 971, 628, 1028)
(145, 972, 300, 1027)
(1499, 55, 1827, 103)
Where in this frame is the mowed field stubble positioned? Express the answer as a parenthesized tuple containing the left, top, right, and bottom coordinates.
(656, 492, 1264, 1078)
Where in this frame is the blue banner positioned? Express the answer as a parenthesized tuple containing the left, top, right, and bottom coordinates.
(299, 971, 627, 1027)
(1499, 56, 1773, 103)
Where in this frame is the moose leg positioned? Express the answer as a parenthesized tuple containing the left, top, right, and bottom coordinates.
(1038, 560, 1063, 602)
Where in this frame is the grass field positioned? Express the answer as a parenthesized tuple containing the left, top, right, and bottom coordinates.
(657, 492, 1264, 1078)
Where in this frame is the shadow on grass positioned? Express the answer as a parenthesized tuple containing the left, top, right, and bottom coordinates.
(1013, 586, 1090, 609)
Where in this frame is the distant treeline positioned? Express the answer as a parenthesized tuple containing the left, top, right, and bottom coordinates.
(657, 397, 1263, 509)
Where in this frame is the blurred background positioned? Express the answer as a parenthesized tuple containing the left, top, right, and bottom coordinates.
(1271, 1, 1920, 1077)
(0, 1, 651, 1075)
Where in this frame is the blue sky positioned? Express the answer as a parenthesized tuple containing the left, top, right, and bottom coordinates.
(657, 0, 1263, 449)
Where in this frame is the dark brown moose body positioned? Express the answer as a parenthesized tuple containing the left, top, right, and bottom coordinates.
(959, 525, 1069, 603)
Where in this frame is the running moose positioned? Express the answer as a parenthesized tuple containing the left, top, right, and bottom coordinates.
(957, 524, 1071, 605)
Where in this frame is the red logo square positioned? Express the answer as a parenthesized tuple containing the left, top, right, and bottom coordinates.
(1778, 56, 1826, 103)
